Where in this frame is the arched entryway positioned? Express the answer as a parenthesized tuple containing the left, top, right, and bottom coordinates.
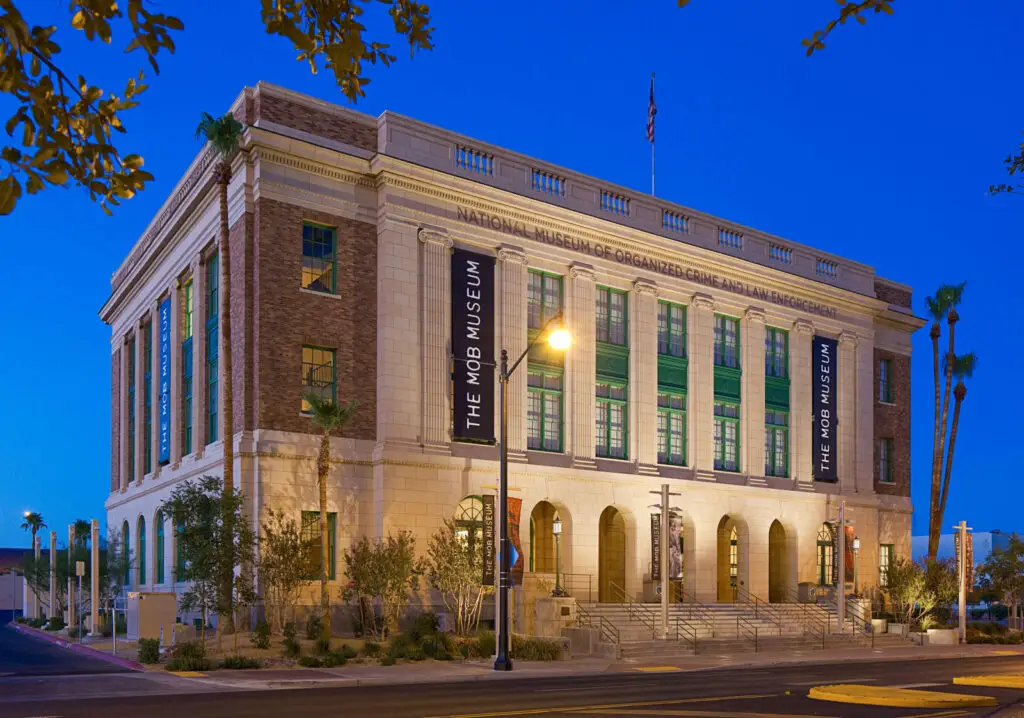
(598, 506, 626, 602)
(716, 515, 748, 602)
(768, 520, 787, 603)
(529, 501, 556, 573)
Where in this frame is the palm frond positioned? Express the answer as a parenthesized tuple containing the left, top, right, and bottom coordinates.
(303, 392, 358, 433)
(195, 111, 245, 159)
(943, 351, 978, 380)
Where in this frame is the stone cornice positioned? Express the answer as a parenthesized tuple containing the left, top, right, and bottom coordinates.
(569, 263, 595, 281)
(793, 319, 814, 335)
(497, 245, 528, 264)
(744, 307, 766, 324)
(632, 279, 658, 297)
(692, 293, 715, 311)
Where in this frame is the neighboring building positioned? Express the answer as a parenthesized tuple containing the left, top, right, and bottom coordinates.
(100, 82, 924, 613)
(0, 548, 26, 623)
(911, 530, 1014, 565)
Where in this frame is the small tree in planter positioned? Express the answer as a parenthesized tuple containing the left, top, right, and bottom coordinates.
(258, 510, 311, 633)
(342, 531, 423, 641)
(426, 519, 491, 635)
(885, 557, 936, 630)
(979, 534, 1024, 629)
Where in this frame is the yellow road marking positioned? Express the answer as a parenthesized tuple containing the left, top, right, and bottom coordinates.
(576, 710, 834, 718)
(808, 684, 996, 709)
(896, 711, 972, 718)
(423, 693, 776, 718)
(167, 670, 206, 677)
(634, 666, 683, 673)
(955, 674, 1024, 689)
(991, 650, 1021, 656)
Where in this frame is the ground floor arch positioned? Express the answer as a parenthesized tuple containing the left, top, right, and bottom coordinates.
(599, 506, 627, 602)
(529, 500, 557, 573)
(717, 515, 749, 602)
(768, 519, 787, 603)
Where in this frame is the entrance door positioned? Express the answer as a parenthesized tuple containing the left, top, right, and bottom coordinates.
(598, 507, 626, 602)
(717, 516, 740, 602)
(768, 520, 786, 603)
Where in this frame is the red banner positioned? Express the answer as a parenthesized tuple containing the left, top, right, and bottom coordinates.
(509, 496, 524, 585)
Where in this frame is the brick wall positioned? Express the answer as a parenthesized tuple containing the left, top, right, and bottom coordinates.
(254, 198, 377, 440)
(254, 92, 377, 152)
(875, 280, 912, 309)
(230, 211, 256, 432)
(111, 346, 120, 492)
(874, 349, 910, 496)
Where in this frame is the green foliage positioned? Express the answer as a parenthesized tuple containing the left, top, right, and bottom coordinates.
(220, 654, 262, 669)
(259, 510, 311, 633)
(250, 620, 271, 650)
(379, 654, 396, 666)
(166, 640, 211, 671)
(20, 512, 46, 536)
(511, 635, 564, 661)
(426, 519, 490, 635)
(306, 612, 323, 641)
(979, 534, 1024, 619)
(45, 616, 66, 631)
(297, 654, 323, 668)
(27, 617, 46, 629)
(283, 621, 297, 640)
(194, 112, 243, 159)
(338, 643, 358, 660)
(884, 557, 958, 629)
(322, 651, 348, 667)
(967, 630, 1024, 645)
(137, 638, 160, 664)
(315, 635, 332, 655)
(341, 531, 423, 640)
(13, 616, 26, 624)
(282, 636, 301, 658)
(360, 640, 380, 657)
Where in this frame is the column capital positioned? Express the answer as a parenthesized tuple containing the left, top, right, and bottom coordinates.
(569, 263, 595, 281)
(793, 319, 814, 335)
(417, 227, 453, 249)
(497, 245, 528, 264)
(632, 279, 658, 297)
(744, 307, 766, 324)
(691, 292, 715, 311)
(839, 330, 859, 347)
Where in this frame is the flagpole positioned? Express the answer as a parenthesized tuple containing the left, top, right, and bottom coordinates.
(651, 72, 656, 196)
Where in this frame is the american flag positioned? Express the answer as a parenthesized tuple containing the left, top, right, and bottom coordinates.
(646, 74, 657, 143)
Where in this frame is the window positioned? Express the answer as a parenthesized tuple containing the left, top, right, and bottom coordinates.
(714, 315, 739, 368)
(595, 381, 628, 459)
(143, 322, 152, 475)
(182, 280, 194, 455)
(764, 410, 789, 477)
(765, 327, 788, 378)
(878, 438, 894, 483)
(300, 511, 336, 580)
(137, 516, 146, 586)
(879, 544, 894, 587)
(657, 392, 686, 465)
(528, 271, 562, 330)
(302, 223, 337, 293)
(879, 358, 893, 403)
(454, 496, 484, 556)
(122, 521, 131, 587)
(596, 287, 627, 345)
(175, 521, 186, 579)
(729, 527, 739, 594)
(527, 369, 563, 451)
(817, 524, 835, 586)
(206, 254, 219, 444)
(301, 346, 336, 412)
(713, 402, 739, 471)
(155, 512, 165, 585)
(657, 301, 686, 357)
(127, 336, 135, 483)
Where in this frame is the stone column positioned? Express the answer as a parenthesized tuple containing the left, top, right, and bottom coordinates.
(689, 294, 715, 479)
(855, 333, 875, 494)
(838, 331, 858, 493)
(192, 256, 207, 456)
(791, 320, 814, 488)
(67, 524, 75, 627)
(119, 335, 130, 491)
(568, 264, 596, 466)
(48, 531, 56, 620)
(134, 317, 146, 484)
(498, 246, 528, 457)
(742, 308, 766, 481)
(419, 229, 454, 450)
(632, 280, 659, 472)
(169, 279, 182, 466)
(149, 301, 161, 478)
(90, 520, 99, 635)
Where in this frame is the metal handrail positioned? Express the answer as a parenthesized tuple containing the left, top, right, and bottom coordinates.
(680, 589, 716, 639)
(736, 614, 759, 652)
(784, 587, 829, 649)
(673, 615, 699, 655)
(817, 593, 873, 648)
(561, 573, 595, 604)
(609, 581, 658, 637)
(735, 585, 784, 637)
(576, 603, 619, 646)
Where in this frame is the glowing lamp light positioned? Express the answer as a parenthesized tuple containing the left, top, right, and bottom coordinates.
(552, 513, 563, 536)
(852, 537, 861, 551)
(547, 328, 572, 351)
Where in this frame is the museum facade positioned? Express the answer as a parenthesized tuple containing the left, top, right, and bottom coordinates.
(101, 82, 922, 609)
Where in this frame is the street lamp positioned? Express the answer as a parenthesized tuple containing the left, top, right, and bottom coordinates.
(852, 537, 860, 595)
(552, 512, 564, 597)
(495, 312, 571, 672)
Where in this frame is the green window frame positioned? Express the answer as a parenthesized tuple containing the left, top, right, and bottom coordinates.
(713, 401, 740, 471)
(300, 511, 337, 580)
(729, 526, 739, 590)
(302, 222, 337, 294)
(206, 254, 219, 444)
(122, 521, 131, 587)
(657, 391, 687, 465)
(143, 322, 152, 475)
(183, 280, 194, 340)
(301, 345, 336, 412)
(155, 512, 165, 585)
(657, 301, 686, 357)
(182, 280, 194, 455)
(527, 368, 563, 452)
(878, 437, 894, 483)
(879, 358, 893, 403)
(765, 410, 789, 477)
(137, 516, 146, 586)
(528, 270, 562, 330)
(765, 327, 788, 378)
(175, 521, 185, 579)
(879, 544, 894, 587)
(714, 315, 740, 368)
(126, 336, 135, 484)
(596, 286, 628, 346)
(817, 524, 835, 586)
(595, 381, 628, 459)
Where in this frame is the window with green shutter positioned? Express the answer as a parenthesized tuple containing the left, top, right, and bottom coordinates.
(206, 254, 219, 444)
(528, 368, 563, 452)
(155, 512, 165, 585)
(713, 402, 739, 471)
(137, 516, 146, 586)
(301, 511, 336, 580)
(714, 315, 739, 368)
(301, 346, 336, 412)
(596, 381, 628, 459)
(596, 286, 628, 346)
(657, 301, 686, 357)
(302, 223, 337, 294)
(765, 327, 788, 378)
(765, 410, 789, 477)
(657, 391, 686, 466)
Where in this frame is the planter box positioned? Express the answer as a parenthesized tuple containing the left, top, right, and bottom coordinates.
(888, 623, 909, 636)
(926, 628, 959, 646)
(871, 618, 888, 634)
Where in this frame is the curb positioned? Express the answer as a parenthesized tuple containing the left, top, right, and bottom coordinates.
(678, 647, 1010, 673)
(10, 623, 143, 672)
(807, 683, 997, 708)
(955, 675, 1024, 689)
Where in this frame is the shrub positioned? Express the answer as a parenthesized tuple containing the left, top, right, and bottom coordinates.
(380, 655, 396, 666)
(315, 635, 332, 655)
(138, 638, 161, 664)
(305, 613, 323, 641)
(282, 637, 301, 657)
(67, 625, 88, 639)
(471, 631, 495, 658)
(361, 640, 381, 657)
(406, 648, 427, 661)
(512, 635, 563, 661)
(166, 643, 211, 672)
(410, 612, 440, 642)
(298, 655, 323, 668)
(338, 644, 358, 660)
(388, 632, 414, 660)
(28, 617, 46, 629)
(421, 633, 454, 660)
(45, 616, 66, 631)
(14, 616, 27, 624)
(322, 652, 348, 668)
(283, 621, 297, 640)
(220, 654, 262, 669)
(250, 621, 271, 650)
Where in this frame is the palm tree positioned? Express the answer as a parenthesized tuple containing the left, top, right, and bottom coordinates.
(304, 392, 357, 643)
(73, 519, 91, 552)
(195, 111, 244, 632)
(937, 351, 978, 535)
(20, 512, 45, 545)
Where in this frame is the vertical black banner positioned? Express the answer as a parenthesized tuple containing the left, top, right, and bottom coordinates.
(650, 514, 661, 581)
(830, 523, 840, 586)
(451, 248, 496, 443)
(482, 494, 495, 586)
(812, 335, 839, 482)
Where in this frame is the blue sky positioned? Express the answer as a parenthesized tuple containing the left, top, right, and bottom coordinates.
(1, 1, 1021, 548)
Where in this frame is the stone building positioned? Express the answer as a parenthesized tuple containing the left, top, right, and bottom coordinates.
(100, 82, 923, 615)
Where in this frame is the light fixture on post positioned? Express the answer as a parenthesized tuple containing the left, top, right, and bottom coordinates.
(852, 537, 860, 595)
(495, 312, 571, 672)
(552, 512, 564, 597)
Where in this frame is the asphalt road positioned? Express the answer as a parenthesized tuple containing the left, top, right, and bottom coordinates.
(7, 654, 1024, 718)
(0, 624, 130, 678)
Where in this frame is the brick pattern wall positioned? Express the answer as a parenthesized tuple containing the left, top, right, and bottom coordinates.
(230, 211, 256, 432)
(254, 92, 377, 152)
(111, 346, 120, 492)
(874, 349, 910, 496)
(875, 280, 912, 309)
(254, 198, 377, 440)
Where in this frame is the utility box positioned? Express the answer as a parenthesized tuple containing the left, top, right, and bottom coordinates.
(125, 592, 177, 641)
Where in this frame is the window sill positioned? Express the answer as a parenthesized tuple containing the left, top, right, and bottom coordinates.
(299, 287, 342, 300)
(877, 400, 896, 407)
(877, 480, 896, 485)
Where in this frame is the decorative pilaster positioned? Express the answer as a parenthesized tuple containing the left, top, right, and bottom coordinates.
(839, 331, 858, 493)
(855, 333, 876, 494)
(568, 264, 596, 466)
(742, 308, 766, 482)
(791, 320, 814, 489)
(690, 294, 715, 479)
(169, 279, 182, 466)
(419, 228, 454, 450)
(192, 256, 207, 457)
(632, 280, 659, 473)
(498, 246, 528, 458)
(149, 300, 161, 478)
(134, 316, 145, 484)
(119, 335, 130, 491)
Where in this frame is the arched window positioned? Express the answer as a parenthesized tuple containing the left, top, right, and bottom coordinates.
(729, 526, 738, 589)
(817, 523, 835, 586)
(137, 516, 147, 586)
(155, 511, 165, 585)
(121, 521, 130, 587)
(455, 496, 484, 556)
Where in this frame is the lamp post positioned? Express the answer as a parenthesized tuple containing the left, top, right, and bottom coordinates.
(552, 512, 563, 597)
(852, 537, 860, 595)
(495, 312, 571, 672)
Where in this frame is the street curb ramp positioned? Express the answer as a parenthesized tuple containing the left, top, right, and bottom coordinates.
(10, 622, 143, 672)
(808, 683, 997, 708)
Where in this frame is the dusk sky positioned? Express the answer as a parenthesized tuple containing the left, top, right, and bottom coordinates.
(0, 1, 1021, 548)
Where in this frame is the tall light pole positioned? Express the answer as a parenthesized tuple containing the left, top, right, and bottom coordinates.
(552, 512, 563, 597)
(852, 536, 860, 596)
(495, 313, 571, 672)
